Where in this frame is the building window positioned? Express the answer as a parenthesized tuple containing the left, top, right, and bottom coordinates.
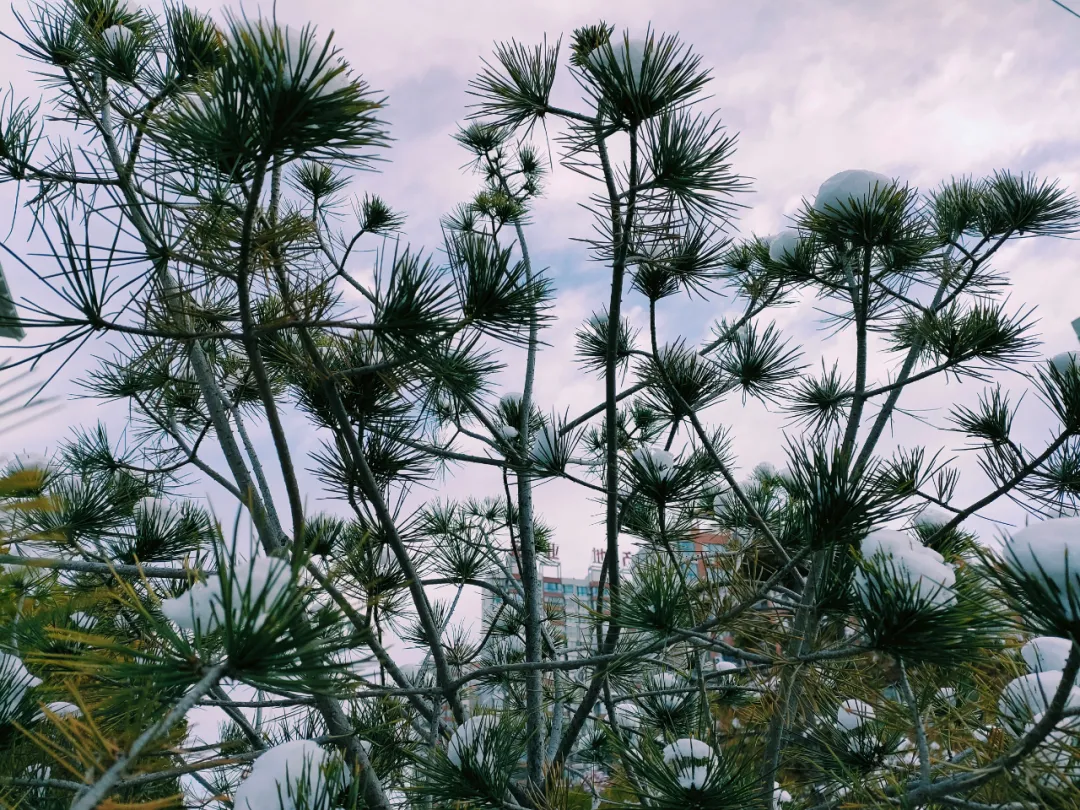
(563, 584, 575, 593)
(544, 581, 560, 592)
(577, 586, 589, 596)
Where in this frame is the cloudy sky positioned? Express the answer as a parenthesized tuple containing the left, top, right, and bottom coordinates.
(3, 0, 1080, 640)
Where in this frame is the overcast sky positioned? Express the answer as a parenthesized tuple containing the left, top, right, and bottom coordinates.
(4, 0, 1080, 641)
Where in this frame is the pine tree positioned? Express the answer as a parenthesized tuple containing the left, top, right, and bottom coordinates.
(4, 3, 1080, 810)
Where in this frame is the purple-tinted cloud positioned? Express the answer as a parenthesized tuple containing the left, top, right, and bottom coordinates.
(3, 0, 1080, 599)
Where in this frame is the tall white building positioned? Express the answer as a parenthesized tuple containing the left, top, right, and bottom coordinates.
(481, 545, 607, 653)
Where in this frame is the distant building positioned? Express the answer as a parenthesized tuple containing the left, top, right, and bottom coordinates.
(480, 531, 735, 660)
(481, 543, 605, 653)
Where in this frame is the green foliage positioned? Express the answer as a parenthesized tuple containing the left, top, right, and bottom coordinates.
(575, 311, 637, 377)
(156, 15, 388, 177)
(852, 560, 1007, 666)
(414, 715, 527, 809)
(468, 38, 560, 131)
(580, 31, 711, 128)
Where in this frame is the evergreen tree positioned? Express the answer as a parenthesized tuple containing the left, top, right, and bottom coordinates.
(3, 3, 1080, 809)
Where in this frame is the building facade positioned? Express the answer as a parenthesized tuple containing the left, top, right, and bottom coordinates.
(480, 531, 734, 657)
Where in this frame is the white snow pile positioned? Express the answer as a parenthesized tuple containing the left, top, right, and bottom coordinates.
(814, 170, 894, 214)
(999, 634, 1080, 732)
(753, 462, 778, 480)
(234, 22, 352, 97)
(661, 738, 716, 790)
(69, 612, 95, 630)
(1022, 637, 1074, 673)
(650, 672, 687, 710)
(530, 424, 559, 466)
(495, 424, 519, 441)
(1052, 352, 1079, 375)
(448, 715, 496, 770)
(773, 782, 793, 805)
(854, 529, 956, 608)
(613, 703, 641, 729)
(836, 698, 875, 731)
(588, 38, 650, 85)
(913, 504, 955, 530)
(999, 670, 1080, 726)
(494, 393, 522, 440)
(768, 230, 801, 262)
(884, 738, 920, 769)
(281, 30, 351, 96)
(1027, 714, 1074, 778)
(134, 497, 179, 522)
(662, 737, 713, 762)
(936, 687, 958, 706)
(101, 25, 133, 49)
(33, 702, 81, 722)
(0, 652, 42, 721)
(11, 453, 48, 471)
(233, 739, 347, 810)
(1003, 517, 1080, 618)
(631, 446, 676, 480)
(160, 556, 290, 634)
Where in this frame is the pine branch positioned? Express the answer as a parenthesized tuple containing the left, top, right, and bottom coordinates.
(897, 658, 931, 786)
(0, 552, 198, 580)
(70, 661, 228, 810)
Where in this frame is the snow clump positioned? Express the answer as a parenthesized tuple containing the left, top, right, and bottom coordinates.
(1022, 637, 1074, 673)
(1052, 352, 1079, 375)
(836, 698, 875, 731)
(0, 653, 42, 720)
(913, 504, 954, 529)
(33, 702, 81, 722)
(661, 738, 716, 790)
(854, 529, 956, 608)
(768, 230, 801, 262)
(1003, 517, 1080, 619)
(233, 739, 346, 810)
(588, 38, 650, 84)
(999, 670, 1080, 726)
(160, 556, 290, 634)
(448, 715, 496, 770)
(495, 424, 519, 441)
(774, 782, 793, 805)
(632, 446, 676, 479)
(814, 170, 894, 213)
(101, 25, 133, 49)
(650, 671, 687, 710)
(753, 462, 778, 479)
(530, 424, 559, 466)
